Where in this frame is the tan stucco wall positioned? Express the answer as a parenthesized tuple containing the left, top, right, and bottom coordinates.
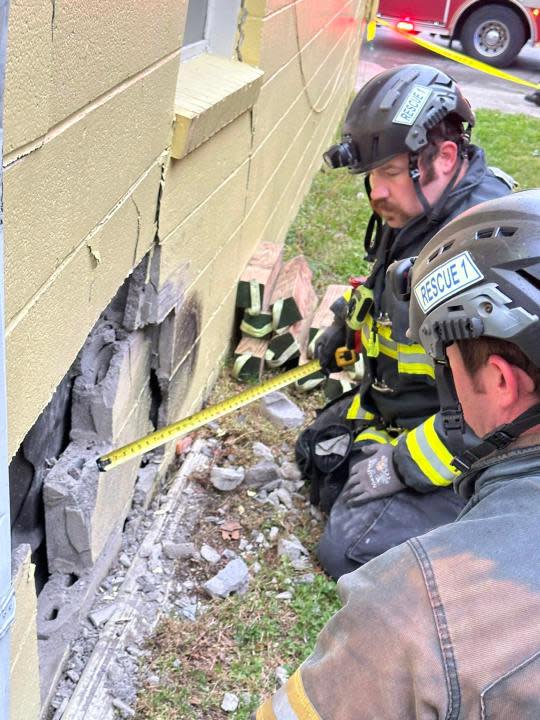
(4, 1, 370, 716)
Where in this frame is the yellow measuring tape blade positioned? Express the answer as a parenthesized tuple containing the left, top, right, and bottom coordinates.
(97, 359, 322, 472)
(377, 18, 540, 90)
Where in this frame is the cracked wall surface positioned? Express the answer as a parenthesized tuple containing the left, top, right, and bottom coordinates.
(4, 1, 367, 717)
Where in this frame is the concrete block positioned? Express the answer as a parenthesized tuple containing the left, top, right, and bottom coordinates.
(244, 0, 295, 17)
(50, 0, 186, 124)
(160, 112, 252, 239)
(4, 55, 176, 321)
(4, 0, 52, 152)
(252, 58, 305, 150)
(172, 54, 263, 159)
(6, 161, 161, 459)
(247, 90, 311, 209)
(158, 161, 249, 293)
(37, 535, 121, 708)
(43, 442, 139, 575)
(10, 545, 40, 720)
(239, 3, 297, 78)
(157, 293, 201, 382)
(71, 326, 153, 444)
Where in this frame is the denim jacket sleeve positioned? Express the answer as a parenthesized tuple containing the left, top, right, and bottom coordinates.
(255, 542, 451, 719)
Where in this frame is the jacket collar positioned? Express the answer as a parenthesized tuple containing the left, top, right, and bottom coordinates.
(455, 430, 540, 500)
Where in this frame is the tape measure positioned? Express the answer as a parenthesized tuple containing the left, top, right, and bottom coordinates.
(377, 18, 540, 90)
(97, 359, 324, 472)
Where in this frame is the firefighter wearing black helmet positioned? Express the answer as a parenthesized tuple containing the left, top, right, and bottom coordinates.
(296, 63, 515, 579)
(256, 189, 540, 720)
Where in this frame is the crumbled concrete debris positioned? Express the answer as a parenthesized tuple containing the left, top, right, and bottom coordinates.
(88, 603, 118, 629)
(280, 461, 302, 483)
(245, 461, 281, 488)
(295, 573, 315, 584)
(275, 665, 289, 686)
(162, 541, 198, 560)
(276, 591, 293, 601)
(203, 558, 250, 598)
(268, 526, 279, 542)
(210, 466, 245, 492)
(274, 487, 293, 509)
(278, 536, 309, 564)
(200, 544, 221, 564)
(111, 697, 136, 717)
(252, 442, 275, 461)
(221, 692, 240, 712)
(260, 392, 305, 428)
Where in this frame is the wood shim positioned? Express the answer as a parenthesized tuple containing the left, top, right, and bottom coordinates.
(232, 336, 269, 381)
(235, 242, 283, 314)
(270, 255, 314, 333)
(307, 284, 349, 356)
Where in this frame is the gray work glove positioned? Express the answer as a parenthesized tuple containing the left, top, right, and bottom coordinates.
(341, 443, 406, 507)
(314, 297, 347, 374)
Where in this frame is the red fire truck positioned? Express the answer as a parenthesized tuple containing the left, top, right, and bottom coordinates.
(378, 0, 540, 66)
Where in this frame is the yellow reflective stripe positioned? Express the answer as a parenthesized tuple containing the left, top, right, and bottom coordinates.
(355, 429, 392, 444)
(396, 341, 435, 379)
(405, 416, 459, 486)
(346, 394, 375, 421)
(287, 670, 321, 720)
(378, 343, 398, 360)
(397, 360, 435, 379)
(257, 699, 277, 720)
(423, 415, 460, 475)
(406, 430, 450, 487)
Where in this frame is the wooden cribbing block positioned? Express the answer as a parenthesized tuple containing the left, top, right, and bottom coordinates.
(232, 336, 269, 381)
(307, 283, 350, 356)
(235, 242, 283, 314)
(266, 284, 318, 368)
(270, 255, 315, 333)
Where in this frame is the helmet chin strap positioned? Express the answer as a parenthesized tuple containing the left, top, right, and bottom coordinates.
(363, 174, 383, 261)
(453, 402, 540, 473)
(408, 148, 465, 225)
(435, 347, 540, 473)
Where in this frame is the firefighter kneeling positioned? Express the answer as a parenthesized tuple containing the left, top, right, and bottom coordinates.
(295, 63, 514, 580)
(256, 189, 540, 718)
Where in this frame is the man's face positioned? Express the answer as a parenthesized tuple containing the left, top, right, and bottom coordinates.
(368, 151, 451, 228)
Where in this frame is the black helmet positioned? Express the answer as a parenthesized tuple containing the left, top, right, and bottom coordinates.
(324, 63, 475, 173)
(409, 189, 540, 361)
(399, 189, 540, 470)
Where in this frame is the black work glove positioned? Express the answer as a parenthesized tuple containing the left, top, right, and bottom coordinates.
(314, 297, 347, 373)
(341, 443, 406, 507)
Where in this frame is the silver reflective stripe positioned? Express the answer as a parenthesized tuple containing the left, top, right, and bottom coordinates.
(314, 434, 351, 457)
(412, 422, 456, 484)
(272, 684, 300, 719)
(248, 279, 262, 315)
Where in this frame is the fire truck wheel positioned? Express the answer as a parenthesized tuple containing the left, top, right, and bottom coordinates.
(459, 5, 526, 68)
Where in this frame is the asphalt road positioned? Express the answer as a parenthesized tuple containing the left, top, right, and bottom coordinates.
(357, 26, 540, 117)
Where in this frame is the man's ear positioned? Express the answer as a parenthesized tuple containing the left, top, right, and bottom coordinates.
(487, 354, 535, 406)
(436, 140, 459, 175)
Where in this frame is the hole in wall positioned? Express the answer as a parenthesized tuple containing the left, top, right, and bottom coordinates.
(47, 607, 59, 622)
(65, 573, 79, 588)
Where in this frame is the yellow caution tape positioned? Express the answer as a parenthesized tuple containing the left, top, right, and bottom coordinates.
(377, 18, 540, 90)
(366, 19, 377, 43)
(97, 359, 323, 472)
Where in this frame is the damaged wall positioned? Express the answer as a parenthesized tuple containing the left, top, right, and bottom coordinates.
(3, 0, 373, 717)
